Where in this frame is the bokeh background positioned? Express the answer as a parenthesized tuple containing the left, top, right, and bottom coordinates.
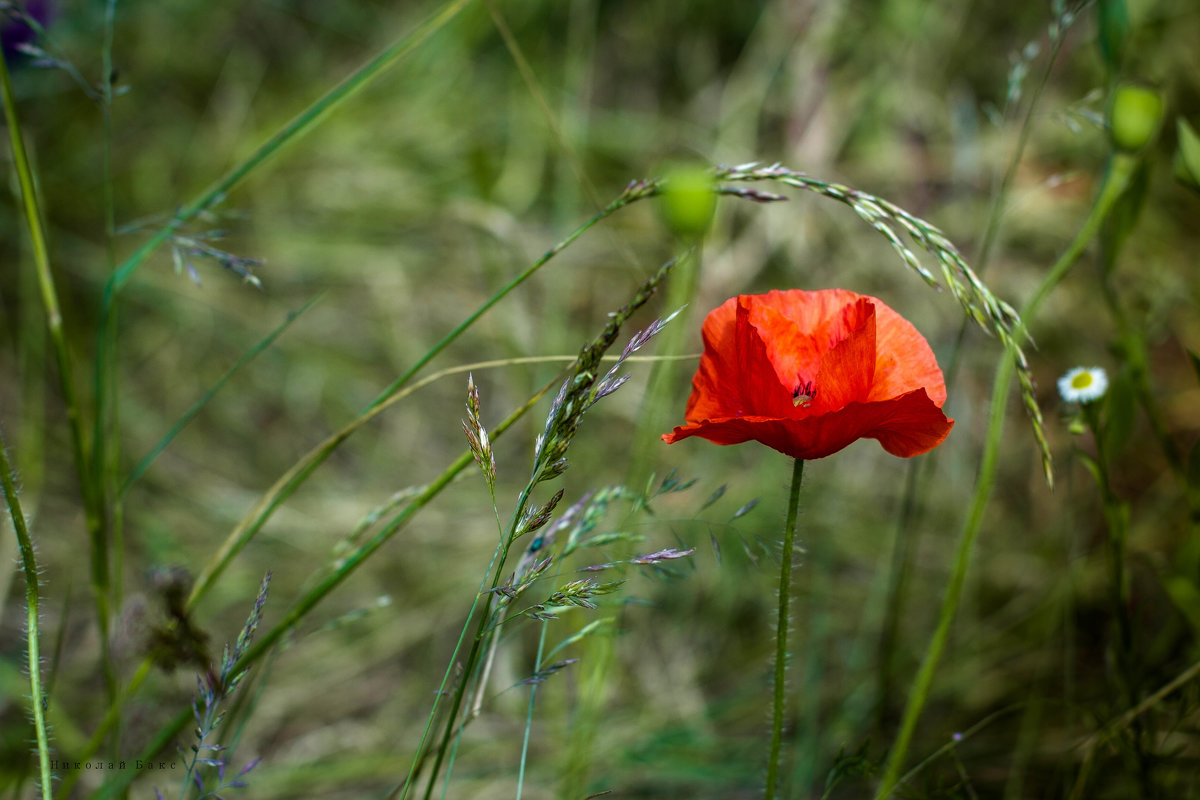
(2, 0, 1199, 797)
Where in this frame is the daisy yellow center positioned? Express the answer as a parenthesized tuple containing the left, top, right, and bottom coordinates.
(1070, 372, 1094, 390)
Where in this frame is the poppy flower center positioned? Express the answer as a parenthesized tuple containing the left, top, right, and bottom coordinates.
(792, 379, 817, 407)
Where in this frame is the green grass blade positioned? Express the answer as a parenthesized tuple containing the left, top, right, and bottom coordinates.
(363, 180, 658, 413)
(2, 32, 116, 705)
(120, 294, 321, 496)
(86, 383, 552, 800)
(187, 181, 658, 609)
(108, 0, 477, 294)
(81, 181, 660, 791)
(874, 152, 1138, 800)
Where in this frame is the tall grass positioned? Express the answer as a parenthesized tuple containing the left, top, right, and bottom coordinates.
(1, 1, 1199, 798)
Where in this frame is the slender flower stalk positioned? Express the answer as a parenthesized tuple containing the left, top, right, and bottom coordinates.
(665, 288, 950, 799)
(765, 458, 804, 800)
(0, 433, 53, 800)
(1064, 372, 1155, 795)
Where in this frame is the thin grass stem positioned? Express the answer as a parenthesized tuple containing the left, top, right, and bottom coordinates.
(514, 578, 559, 800)
(106, 0, 477, 295)
(85, 377, 552, 800)
(875, 152, 1138, 799)
(362, 180, 658, 415)
(419, 484, 541, 800)
(99, 0, 123, 644)
(1, 44, 116, 705)
(120, 295, 321, 496)
(70, 356, 691, 785)
(396, 411, 508, 800)
(0, 434, 53, 800)
(83, 2, 480, 673)
(1070, 655, 1200, 799)
(974, 17, 1072, 274)
(420, 256, 679, 799)
(187, 181, 658, 612)
(877, 11, 1073, 734)
(765, 457, 804, 800)
(395, 527, 507, 799)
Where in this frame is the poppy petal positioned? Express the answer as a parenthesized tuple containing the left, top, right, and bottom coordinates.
(812, 299, 876, 410)
(663, 288, 953, 461)
(867, 302, 948, 407)
(663, 389, 952, 460)
(683, 297, 794, 423)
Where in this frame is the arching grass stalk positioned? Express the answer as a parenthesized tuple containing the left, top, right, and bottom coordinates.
(0, 433, 53, 800)
(1, 43, 116, 704)
(877, 9, 1075, 729)
(87, 256, 680, 800)
(717, 162, 1050, 482)
(84, 0, 478, 687)
(105, 0, 477, 295)
(68, 354, 693, 795)
(120, 296, 322, 496)
(765, 458, 804, 800)
(875, 152, 1138, 799)
(87, 0, 475, 421)
(85, 384, 548, 800)
(187, 179, 661, 612)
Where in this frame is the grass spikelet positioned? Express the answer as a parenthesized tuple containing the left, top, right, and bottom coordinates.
(519, 659, 580, 686)
(521, 579, 626, 621)
(516, 488, 565, 539)
(167, 573, 270, 800)
(714, 162, 1051, 483)
(461, 374, 497, 490)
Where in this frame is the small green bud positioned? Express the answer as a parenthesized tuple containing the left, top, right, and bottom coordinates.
(1108, 83, 1164, 153)
(1174, 118, 1200, 192)
(660, 165, 717, 237)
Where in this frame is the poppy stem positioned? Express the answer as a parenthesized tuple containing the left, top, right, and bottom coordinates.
(766, 457, 805, 800)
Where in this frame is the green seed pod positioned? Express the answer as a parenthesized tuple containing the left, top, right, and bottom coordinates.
(1174, 118, 1200, 192)
(661, 165, 717, 237)
(1108, 83, 1164, 153)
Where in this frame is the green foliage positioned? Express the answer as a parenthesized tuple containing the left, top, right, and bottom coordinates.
(1175, 118, 1200, 192)
(2, 1, 1199, 799)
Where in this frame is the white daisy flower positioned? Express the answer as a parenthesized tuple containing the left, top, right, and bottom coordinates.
(1057, 367, 1108, 404)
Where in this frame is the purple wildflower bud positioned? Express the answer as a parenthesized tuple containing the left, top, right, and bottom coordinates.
(1, 0, 55, 64)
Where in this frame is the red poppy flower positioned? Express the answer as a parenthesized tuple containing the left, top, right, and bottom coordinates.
(662, 289, 953, 460)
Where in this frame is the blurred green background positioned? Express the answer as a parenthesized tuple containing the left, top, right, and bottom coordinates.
(2, 0, 1200, 797)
